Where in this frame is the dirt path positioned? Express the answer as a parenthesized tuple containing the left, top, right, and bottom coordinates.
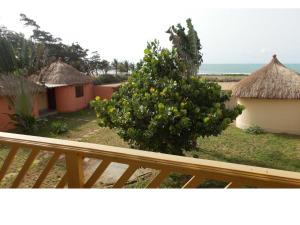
(64, 118, 153, 187)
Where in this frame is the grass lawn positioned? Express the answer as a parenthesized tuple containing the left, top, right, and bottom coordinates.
(1, 108, 300, 187)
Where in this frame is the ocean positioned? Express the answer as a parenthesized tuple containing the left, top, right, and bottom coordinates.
(199, 64, 300, 74)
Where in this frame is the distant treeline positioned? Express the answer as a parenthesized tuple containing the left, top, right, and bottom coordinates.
(0, 14, 135, 76)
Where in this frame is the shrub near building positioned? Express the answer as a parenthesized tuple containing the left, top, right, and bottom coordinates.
(92, 41, 243, 155)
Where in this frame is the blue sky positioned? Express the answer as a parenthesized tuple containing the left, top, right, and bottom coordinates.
(1, 1, 300, 63)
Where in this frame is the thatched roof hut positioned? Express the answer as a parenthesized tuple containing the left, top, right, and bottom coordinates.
(0, 74, 45, 97)
(29, 59, 92, 87)
(233, 55, 300, 135)
(232, 55, 300, 99)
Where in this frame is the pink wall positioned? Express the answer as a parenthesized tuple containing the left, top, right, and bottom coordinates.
(55, 83, 94, 113)
(0, 96, 40, 132)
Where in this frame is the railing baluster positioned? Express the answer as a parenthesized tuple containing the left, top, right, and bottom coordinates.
(65, 152, 84, 188)
(182, 175, 206, 188)
(33, 152, 60, 188)
(0, 146, 18, 182)
(225, 182, 242, 189)
(113, 165, 138, 188)
(56, 173, 67, 188)
(1, 132, 300, 188)
(11, 149, 39, 188)
(147, 170, 170, 188)
(84, 160, 110, 188)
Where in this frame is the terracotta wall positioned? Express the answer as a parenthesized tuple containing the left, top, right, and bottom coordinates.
(0, 96, 40, 132)
(0, 97, 14, 131)
(93, 85, 119, 100)
(55, 83, 94, 113)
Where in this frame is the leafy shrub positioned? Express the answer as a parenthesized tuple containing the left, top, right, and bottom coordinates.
(93, 74, 128, 85)
(50, 121, 69, 134)
(10, 113, 46, 134)
(245, 125, 265, 135)
(2, 75, 45, 134)
(91, 41, 243, 155)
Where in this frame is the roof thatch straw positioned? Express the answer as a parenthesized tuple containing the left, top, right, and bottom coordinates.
(0, 74, 45, 97)
(29, 59, 92, 86)
(232, 55, 300, 99)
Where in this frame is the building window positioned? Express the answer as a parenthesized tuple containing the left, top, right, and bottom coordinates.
(75, 85, 84, 98)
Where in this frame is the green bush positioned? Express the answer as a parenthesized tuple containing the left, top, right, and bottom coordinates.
(245, 125, 265, 135)
(50, 121, 69, 135)
(91, 41, 243, 155)
(10, 113, 46, 134)
(93, 74, 128, 85)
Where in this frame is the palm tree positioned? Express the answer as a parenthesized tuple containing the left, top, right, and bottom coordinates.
(124, 60, 129, 74)
(112, 59, 118, 75)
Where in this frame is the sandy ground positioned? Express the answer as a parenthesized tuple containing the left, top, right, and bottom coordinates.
(84, 158, 153, 187)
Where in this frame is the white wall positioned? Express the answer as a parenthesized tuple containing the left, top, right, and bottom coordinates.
(236, 98, 300, 135)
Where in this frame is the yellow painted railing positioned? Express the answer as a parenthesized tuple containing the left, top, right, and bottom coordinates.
(0, 132, 300, 188)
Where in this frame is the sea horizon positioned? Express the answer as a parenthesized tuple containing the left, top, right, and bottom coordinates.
(199, 63, 300, 74)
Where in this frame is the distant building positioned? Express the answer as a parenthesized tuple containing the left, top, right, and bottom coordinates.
(0, 75, 44, 131)
(29, 59, 94, 113)
(233, 55, 300, 135)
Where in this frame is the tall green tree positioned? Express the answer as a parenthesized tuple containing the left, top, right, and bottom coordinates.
(112, 59, 118, 75)
(166, 18, 203, 76)
(91, 41, 243, 155)
(19, 14, 89, 73)
(0, 37, 17, 73)
(87, 51, 101, 75)
(123, 60, 129, 74)
(99, 60, 110, 74)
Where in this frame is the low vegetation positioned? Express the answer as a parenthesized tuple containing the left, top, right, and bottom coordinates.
(1, 109, 299, 188)
(202, 74, 247, 82)
(245, 125, 265, 135)
(50, 121, 69, 135)
(92, 74, 128, 85)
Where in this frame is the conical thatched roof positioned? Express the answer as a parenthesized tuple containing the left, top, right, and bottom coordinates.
(0, 74, 45, 97)
(232, 55, 300, 99)
(29, 59, 92, 87)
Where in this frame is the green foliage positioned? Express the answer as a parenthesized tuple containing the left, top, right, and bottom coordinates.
(99, 60, 110, 74)
(112, 59, 118, 75)
(118, 60, 130, 74)
(50, 121, 69, 134)
(245, 125, 265, 135)
(93, 74, 128, 85)
(0, 14, 93, 75)
(1, 74, 45, 134)
(87, 51, 101, 75)
(167, 18, 203, 76)
(0, 37, 17, 73)
(9, 113, 46, 135)
(91, 41, 243, 155)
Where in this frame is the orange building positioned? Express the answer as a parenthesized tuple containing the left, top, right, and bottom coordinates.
(0, 75, 43, 131)
(93, 83, 122, 100)
(30, 60, 94, 113)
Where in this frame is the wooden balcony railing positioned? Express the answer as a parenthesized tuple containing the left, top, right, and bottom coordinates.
(0, 131, 300, 188)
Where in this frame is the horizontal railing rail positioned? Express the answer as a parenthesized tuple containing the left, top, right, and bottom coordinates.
(0, 131, 300, 188)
